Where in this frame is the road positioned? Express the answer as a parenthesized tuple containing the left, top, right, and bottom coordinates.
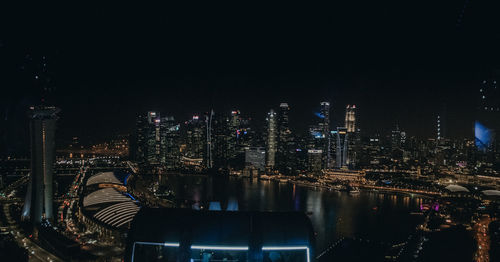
(474, 215, 495, 262)
(1, 202, 62, 262)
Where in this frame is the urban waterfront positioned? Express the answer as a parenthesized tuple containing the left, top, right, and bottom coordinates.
(151, 174, 425, 253)
(2, 2, 500, 261)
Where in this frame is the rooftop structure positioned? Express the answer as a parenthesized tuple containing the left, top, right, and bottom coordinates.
(125, 208, 315, 262)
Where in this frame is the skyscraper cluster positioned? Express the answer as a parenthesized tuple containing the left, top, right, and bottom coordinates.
(131, 112, 181, 169)
(132, 101, 359, 175)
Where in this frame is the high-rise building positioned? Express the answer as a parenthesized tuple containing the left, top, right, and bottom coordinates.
(266, 109, 277, 168)
(319, 102, 331, 168)
(227, 110, 241, 159)
(184, 115, 206, 161)
(134, 112, 162, 165)
(308, 149, 323, 175)
(212, 112, 229, 169)
(22, 106, 60, 224)
(335, 127, 348, 168)
(245, 147, 266, 171)
(391, 125, 403, 150)
(160, 116, 181, 170)
(345, 105, 356, 133)
(277, 103, 293, 173)
(320, 102, 330, 134)
(133, 112, 182, 168)
(345, 105, 359, 168)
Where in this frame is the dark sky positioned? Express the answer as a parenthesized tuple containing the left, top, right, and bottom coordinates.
(1, 2, 500, 153)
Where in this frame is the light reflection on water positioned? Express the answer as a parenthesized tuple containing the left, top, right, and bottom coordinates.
(156, 174, 425, 252)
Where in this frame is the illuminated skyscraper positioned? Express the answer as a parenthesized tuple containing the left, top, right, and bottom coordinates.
(185, 115, 206, 160)
(319, 102, 331, 168)
(227, 110, 241, 159)
(345, 105, 356, 133)
(147, 112, 162, 164)
(266, 109, 277, 168)
(22, 106, 60, 224)
(212, 112, 230, 169)
(160, 116, 181, 170)
(335, 127, 348, 168)
(320, 102, 330, 134)
(308, 149, 323, 175)
(245, 147, 266, 171)
(277, 103, 293, 173)
(134, 112, 162, 165)
(391, 124, 403, 150)
(345, 105, 360, 168)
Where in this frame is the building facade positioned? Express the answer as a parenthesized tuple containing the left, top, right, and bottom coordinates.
(22, 106, 60, 224)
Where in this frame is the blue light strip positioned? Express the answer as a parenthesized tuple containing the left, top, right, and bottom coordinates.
(134, 241, 179, 247)
(191, 245, 249, 251)
(123, 173, 131, 185)
(262, 246, 310, 262)
(125, 193, 136, 201)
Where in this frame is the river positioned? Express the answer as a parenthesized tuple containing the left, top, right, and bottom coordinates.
(154, 174, 426, 253)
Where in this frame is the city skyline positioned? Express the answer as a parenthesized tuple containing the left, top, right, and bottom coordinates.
(1, 2, 500, 261)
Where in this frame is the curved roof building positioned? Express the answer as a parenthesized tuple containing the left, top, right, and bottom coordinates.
(444, 184, 470, 193)
(482, 190, 500, 197)
(81, 171, 139, 230)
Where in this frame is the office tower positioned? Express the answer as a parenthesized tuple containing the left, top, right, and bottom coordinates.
(147, 112, 162, 164)
(160, 116, 181, 170)
(134, 112, 162, 165)
(266, 109, 277, 168)
(227, 110, 241, 160)
(320, 102, 331, 134)
(277, 103, 293, 173)
(308, 149, 323, 175)
(212, 112, 230, 169)
(336, 127, 348, 168)
(319, 102, 331, 168)
(345, 105, 359, 168)
(345, 105, 356, 133)
(245, 147, 266, 171)
(22, 106, 59, 224)
(185, 115, 206, 160)
(391, 125, 403, 150)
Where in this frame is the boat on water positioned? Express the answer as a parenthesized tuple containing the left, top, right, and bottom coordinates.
(259, 175, 271, 180)
(349, 187, 360, 195)
(279, 178, 289, 183)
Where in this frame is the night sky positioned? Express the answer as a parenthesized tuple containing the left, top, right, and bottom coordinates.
(1, 2, 500, 154)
